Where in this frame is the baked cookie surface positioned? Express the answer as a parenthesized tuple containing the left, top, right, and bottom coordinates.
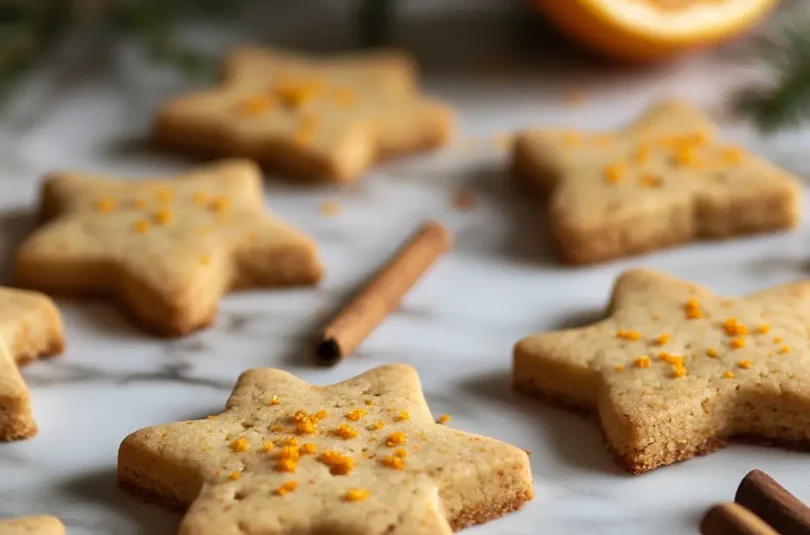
(154, 47, 453, 182)
(118, 364, 534, 534)
(0, 287, 64, 441)
(14, 159, 322, 337)
(511, 100, 802, 264)
(514, 269, 810, 474)
(0, 516, 65, 535)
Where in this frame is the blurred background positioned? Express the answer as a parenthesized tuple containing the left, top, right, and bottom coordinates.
(0, 0, 807, 136)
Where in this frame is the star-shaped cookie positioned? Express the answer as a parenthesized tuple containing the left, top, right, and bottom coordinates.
(511, 99, 802, 264)
(14, 159, 323, 337)
(0, 287, 64, 441)
(514, 269, 810, 474)
(0, 516, 65, 535)
(154, 47, 454, 183)
(119, 364, 533, 534)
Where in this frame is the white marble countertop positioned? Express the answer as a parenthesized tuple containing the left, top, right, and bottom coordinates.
(1, 13, 810, 534)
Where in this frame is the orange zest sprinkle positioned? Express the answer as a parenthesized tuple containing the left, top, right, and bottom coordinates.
(437, 414, 451, 424)
(276, 445, 300, 461)
(299, 443, 317, 455)
(209, 197, 229, 213)
(235, 94, 276, 117)
(639, 174, 662, 189)
(153, 209, 172, 225)
(268, 395, 280, 406)
(273, 480, 299, 496)
(230, 438, 249, 453)
(333, 423, 358, 439)
(729, 338, 745, 349)
(603, 162, 625, 183)
(654, 333, 670, 345)
(296, 418, 318, 435)
(270, 424, 284, 432)
(344, 488, 370, 502)
(394, 449, 408, 458)
(634, 146, 651, 165)
(276, 80, 323, 108)
(346, 409, 367, 421)
(397, 410, 410, 422)
(371, 420, 384, 431)
(773, 337, 783, 343)
(229, 471, 241, 481)
(314, 410, 328, 420)
(615, 365, 625, 372)
(738, 359, 752, 369)
(723, 371, 735, 379)
(658, 353, 686, 378)
(634, 357, 651, 368)
(133, 220, 150, 233)
(318, 451, 355, 475)
(723, 318, 748, 336)
(275, 458, 297, 473)
(381, 455, 406, 470)
(617, 330, 640, 341)
(706, 348, 719, 358)
(284, 437, 299, 446)
(674, 146, 700, 167)
(671, 364, 687, 379)
(385, 431, 407, 447)
(755, 324, 770, 334)
(779, 346, 790, 354)
(363, 399, 375, 406)
(685, 298, 703, 319)
(293, 410, 308, 422)
(262, 441, 274, 453)
(95, 198, 116, 212)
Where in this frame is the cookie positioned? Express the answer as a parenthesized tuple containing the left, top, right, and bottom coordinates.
(0, 287, 64, 441)
(153, 47, 454, 183)
(514, 269, 810, 474)
(0, 516, 65, 535)
(118, 364, 533, 534)
(511, 99, 802, 264)
(14, 159, 322, 337)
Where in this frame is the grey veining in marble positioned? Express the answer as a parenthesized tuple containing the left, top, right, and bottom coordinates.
(1, 4, 810, 534)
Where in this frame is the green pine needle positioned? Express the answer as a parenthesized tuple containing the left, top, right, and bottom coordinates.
(734, 19, 810, 133)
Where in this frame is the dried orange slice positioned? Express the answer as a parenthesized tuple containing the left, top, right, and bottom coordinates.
(533, 0, 780, 62)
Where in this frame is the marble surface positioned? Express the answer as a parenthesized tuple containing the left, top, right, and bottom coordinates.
(1, 19, 810, 535)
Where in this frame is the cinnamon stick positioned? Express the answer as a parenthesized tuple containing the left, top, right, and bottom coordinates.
(701, 503, 779, 535)
(735, 469, 810, 535)
(314, 221, 452, 365)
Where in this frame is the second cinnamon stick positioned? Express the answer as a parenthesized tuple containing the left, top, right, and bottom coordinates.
(735, 469, 810, 535)
(315, 221, 452, 366)
(701, 503, 778, 535)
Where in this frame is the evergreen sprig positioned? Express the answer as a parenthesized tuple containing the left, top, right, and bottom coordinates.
(734, 13, 810, 132)
(0, 0, 391, 103)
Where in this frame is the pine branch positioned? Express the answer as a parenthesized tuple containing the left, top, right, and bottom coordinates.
(734, 15, 810, 132)
(357, 0, 394, 48)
